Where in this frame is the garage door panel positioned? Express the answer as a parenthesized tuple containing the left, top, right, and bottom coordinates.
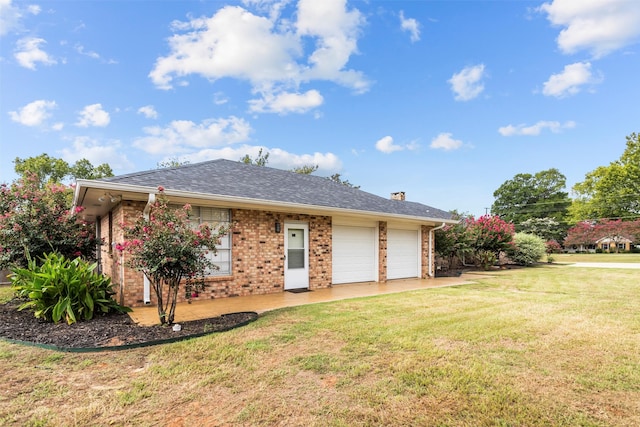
(387, 229, 419, 280)
(333, 225, 376, 284)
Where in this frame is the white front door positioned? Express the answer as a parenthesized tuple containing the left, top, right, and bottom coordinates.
(284, 222, 309, 290)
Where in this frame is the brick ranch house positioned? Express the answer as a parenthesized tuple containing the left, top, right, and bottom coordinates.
(73, 160, 456, 308)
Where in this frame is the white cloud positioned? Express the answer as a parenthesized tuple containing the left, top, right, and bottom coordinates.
(539, 0, 640, 58)
(375, 135, 419, 154)
(542, 61, 601, 98)
(399, 11, 420, 42)
(0, 0, 40, 37)
(26, 5, 41, 15)
(133, 116, 253, 155)
(149, 0, 369, 113)
(448, 64, 486, 101)
(248, 89, 323, 114)
(60, 137, 134, 172)
(498, 120, 576, 136)
(75, 44, 100, 60)
(180, 144, 343, 174)
(137, 105, 158, 119)
(375, 136, 403, 154)
(213, 92, 229, 105)
(8, 99, 57, 126)
(76, 104, 111, 127)
(14, 37, 57, 69)
(0, 0, 20, 36)
(430, 133, 463, 151)
(74, 44, 117, 64)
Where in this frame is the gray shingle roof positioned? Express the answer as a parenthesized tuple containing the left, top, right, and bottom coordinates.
(99, 159, 452, 221)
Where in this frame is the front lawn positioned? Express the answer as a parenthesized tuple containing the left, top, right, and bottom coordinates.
(1, 265, 639, 426)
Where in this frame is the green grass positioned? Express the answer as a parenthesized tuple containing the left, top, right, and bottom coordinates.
(0, 285, 13, 303)
(1, 265, 639, 426)
(553, 252, 640, 263)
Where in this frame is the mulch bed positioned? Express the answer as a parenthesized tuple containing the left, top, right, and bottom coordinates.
(0, 298, 257, 350)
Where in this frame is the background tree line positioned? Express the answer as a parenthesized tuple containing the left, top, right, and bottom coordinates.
(490, 132, 639, 249)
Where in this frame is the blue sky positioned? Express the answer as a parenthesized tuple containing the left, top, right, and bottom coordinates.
(1, 0, 639, 217)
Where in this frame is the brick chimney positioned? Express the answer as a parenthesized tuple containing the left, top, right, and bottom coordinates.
(390, 191, 405, 201)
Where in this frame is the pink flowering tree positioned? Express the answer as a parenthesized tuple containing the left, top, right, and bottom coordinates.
(594, 219, 640, 253)
(0, 173, 98, 269)
(466, 215, 515, 269)
(564, 221, 598, 250)
(116, 188, 228, 325)
(564, 219, 640, 253)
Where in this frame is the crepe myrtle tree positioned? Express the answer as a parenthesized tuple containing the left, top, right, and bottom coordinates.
(116, 187, 228, 325)
(466, 215, 515, 269)
(0, 173, 98, 269)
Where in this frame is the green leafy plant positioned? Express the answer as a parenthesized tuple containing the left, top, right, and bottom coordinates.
(474, 249, 497, 270)
(506, 232, 546, 266)
(11, 252, 130, 325)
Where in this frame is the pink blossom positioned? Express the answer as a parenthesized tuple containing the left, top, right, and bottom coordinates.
(157, 186, 165, 192)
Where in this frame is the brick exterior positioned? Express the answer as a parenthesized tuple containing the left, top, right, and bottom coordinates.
(101, 202, 333, 307)
(378, 221, 387, 283)
(421, 225, 433, 279)
(99, 201, 436, 308)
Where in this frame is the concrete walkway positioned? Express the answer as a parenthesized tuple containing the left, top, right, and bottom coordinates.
(567, 262, 640, 269)
(129, 274, 487, 326)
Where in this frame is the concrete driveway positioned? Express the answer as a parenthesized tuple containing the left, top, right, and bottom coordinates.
(567, 262, 640, 269)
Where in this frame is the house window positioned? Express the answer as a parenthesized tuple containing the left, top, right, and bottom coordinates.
(187, 206, 232, 276)
(602, 243, 609, 251)
(618, 243, 626, 250)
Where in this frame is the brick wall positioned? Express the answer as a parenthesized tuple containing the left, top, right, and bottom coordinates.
(378, 221, 387, 282)
(98, 200, 437, 308)
(421, 225, 435, 279)
(102, 202, 332, 307)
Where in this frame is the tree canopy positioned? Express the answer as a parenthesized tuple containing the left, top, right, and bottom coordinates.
(13, 154, 113, 186)
(240, 148, 270, 167)
(569, 132, 640, 221)
(491, 168, 570, 227)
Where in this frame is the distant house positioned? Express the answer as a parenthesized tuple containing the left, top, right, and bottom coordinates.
(595, 236, 633, 253)
(73, 160, 456, 307)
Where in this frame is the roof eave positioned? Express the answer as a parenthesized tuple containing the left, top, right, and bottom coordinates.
(74, 180, 457, 225)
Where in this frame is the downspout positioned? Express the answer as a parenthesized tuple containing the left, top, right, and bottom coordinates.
(142, 193, 156, 305)
(429, 223, 446, 278)
(95, 217, 102, 274)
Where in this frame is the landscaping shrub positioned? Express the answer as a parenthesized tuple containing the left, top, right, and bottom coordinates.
(507, 233, 546, 266)
(474, 249, 497, 270)
(0, 174, 99, 269)
(10, 252, 130, 325)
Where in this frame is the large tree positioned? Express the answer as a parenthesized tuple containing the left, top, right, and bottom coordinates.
(13, 154, 113, 186)
(491, 168, 571, 227)
(570, 132, 640, 222)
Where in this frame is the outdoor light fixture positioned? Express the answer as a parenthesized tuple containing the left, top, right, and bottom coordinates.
(98, 193, 121, 204)
(275, 221, 281, 233)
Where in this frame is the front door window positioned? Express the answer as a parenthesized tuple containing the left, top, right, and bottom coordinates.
(287, 228, 305, 269)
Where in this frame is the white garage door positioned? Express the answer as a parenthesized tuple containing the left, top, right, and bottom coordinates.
(332, 225, 377, 284)
(387, 228, 420, 280)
